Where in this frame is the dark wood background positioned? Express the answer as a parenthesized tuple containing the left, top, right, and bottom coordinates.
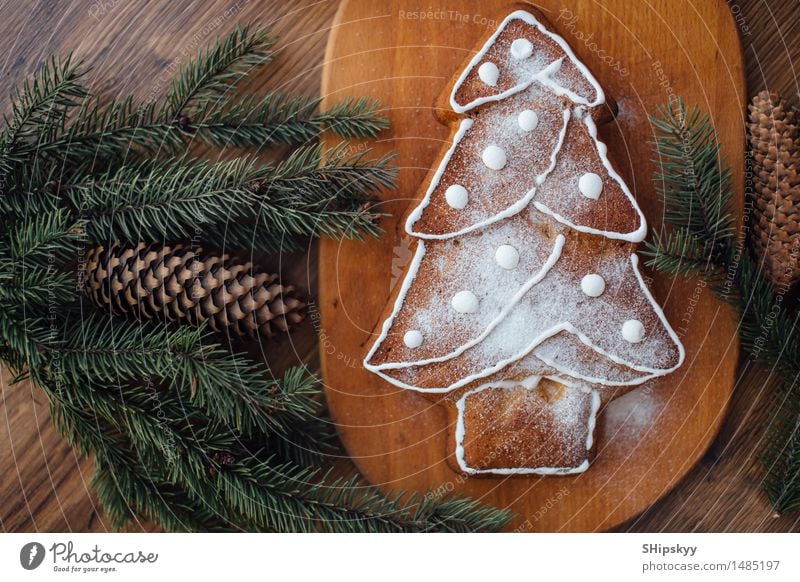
(1, 0, 799, 533)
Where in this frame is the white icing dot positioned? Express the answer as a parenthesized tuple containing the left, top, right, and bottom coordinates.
(403, 330, 423, 349)
(579, 172, 604, 200)
(510, 38, 533, 60)
(621, 320, 645, 343)
(477, 62, 499, 86)
(517, 109, 539, 132)
(444, 184, 469, 210)
(581, 273, 606, 297)
(451, 290, 479, 314)
(495, 245, 519, 270)
(481, 145, 506, 170)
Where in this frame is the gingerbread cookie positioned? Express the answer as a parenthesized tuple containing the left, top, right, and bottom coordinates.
(364, 7, 684, 475)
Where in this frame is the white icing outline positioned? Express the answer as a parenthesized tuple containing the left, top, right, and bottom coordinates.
(533, 111, 648, 242)
(365, 253, 685, 393)
(362, 239, 427, 373)
(363, 8, 686, 475)
(449, 10, 605, 113)
(406, 109, 571, 240)
(365, 234, 566, 376)
(453, 375, 601, 475)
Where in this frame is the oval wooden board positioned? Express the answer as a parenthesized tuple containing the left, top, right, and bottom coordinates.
(319, 0, 744, 531)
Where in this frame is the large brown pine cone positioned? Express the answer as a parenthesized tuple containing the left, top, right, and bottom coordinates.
(747, 91, 800, 288)
(82, 242, 306, 338)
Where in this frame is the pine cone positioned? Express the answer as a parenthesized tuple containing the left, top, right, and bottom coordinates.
(747, 91, 800, 287)
(83, 242, 306, 338)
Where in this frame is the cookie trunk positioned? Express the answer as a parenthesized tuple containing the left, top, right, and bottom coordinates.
(448, 378, 600, 475)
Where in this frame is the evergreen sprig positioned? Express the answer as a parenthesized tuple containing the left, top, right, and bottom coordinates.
(0, 24, 390, 192)
(68, 145, 394, 249)
(41, 343, 510, 532)
(0, 55, 87, 174)
(0, 24, 513, 532)
(161, 24, 274, 121)
(40, 313, 320, 436)
(196, 94, 389, 148)
(643, 98, 800, 514)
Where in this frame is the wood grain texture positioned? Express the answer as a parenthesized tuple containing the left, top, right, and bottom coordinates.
(319, 0, 745, 532)
(0, 0, 337, 533)
(1, 0, 799, 533)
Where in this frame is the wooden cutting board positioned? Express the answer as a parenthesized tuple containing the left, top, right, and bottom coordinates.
(319, 0, 744, 531)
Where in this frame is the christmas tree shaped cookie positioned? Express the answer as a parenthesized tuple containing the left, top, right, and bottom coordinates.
(364, 8, 684, 475)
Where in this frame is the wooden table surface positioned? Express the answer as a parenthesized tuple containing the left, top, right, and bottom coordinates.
(1, 0, 799, 533)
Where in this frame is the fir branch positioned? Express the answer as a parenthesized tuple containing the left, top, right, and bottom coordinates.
(268, 416, 341, 467)
(206, 460, 512, 532)
(93, 457, 234, 532)
(6, 208, 83, 268)
(191, 94, 389, 148)
(26, 96, 183, 163)
(0, 265, 76, 309)
(49, 397, 232, 531)
(245, 143, 394, 241)
(29, 26, 386, 160)
(68, 156, 260, 242)
(645, 98, 800, 514)
(161, 24, 274, 121)
(201, 220, 304, 254)
(0, 311, 50, 373)
(0, 55, 87, 172)
(318, 97, 390, 139)
(0, 160, 65, 216)
(411, 494, 515, 533)
(68, 146, 392, 246)
(182, 351, 323, 436)
(762, 384, 800, 514)
(46, 312, 322, 436)
(28, 93, 391, 165)
(642, 228, 719, 279)
(0, 23, 392, 204)
(43, 360, 512, 533)
(649, 99, 736, 258)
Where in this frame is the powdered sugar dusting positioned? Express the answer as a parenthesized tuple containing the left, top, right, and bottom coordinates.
(408, 83, 569, 238)
(455, 377, 598, 474)
(450, 11, 604, 112)
(375, 213, 558, 365)
(531, 111, 643, 240)
(364, 8, 685, 476)
(372, 228, 680, 392)
(603, 386, 662, 442)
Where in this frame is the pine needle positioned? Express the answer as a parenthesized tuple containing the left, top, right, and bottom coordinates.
(161, 24, 275, 121)
(646, 98, 800, 514)
(0, 21, 511, 533)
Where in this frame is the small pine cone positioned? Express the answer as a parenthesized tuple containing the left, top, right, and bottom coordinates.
(82, 242, 306, 338)
(747, 91, 800, 288)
